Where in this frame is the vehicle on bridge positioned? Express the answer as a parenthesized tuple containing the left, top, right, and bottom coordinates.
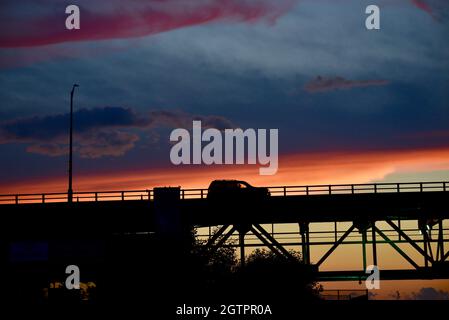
(207, 180, 270, 201)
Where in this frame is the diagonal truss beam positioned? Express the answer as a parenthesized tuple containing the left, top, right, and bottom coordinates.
(250, 226, 285, 259)
(205, 224, 230, 250)
(374, 226, 420, 270)
(443, 250, 449, 262)
(204, 225, 237, 253)
(386, 219, 434, 263)
(253, 224, 295, 260)
(316, 225, 355, 268)
(214, 226, 236, 248)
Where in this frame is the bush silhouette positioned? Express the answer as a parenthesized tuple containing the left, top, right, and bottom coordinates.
(179, 229, 321, 302)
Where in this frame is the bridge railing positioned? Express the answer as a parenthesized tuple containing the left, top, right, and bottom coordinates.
(0, 189, 154, 205)
(180, 188, 209, 199)
(0, 181, 447, 205)
(320, 289, 368, 300)
(268, 181, 448, 196)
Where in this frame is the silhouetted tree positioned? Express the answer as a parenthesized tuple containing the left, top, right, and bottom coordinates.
(235, 249, 322, 301)
(180, 229, 321, 302)
(60, 227, 321, 304)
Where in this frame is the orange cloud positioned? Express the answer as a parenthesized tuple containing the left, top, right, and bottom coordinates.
(1, 146, 449, 195)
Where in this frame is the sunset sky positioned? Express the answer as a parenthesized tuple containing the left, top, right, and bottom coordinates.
(0, 0, 449, 299)
(1, 0, 448, 194)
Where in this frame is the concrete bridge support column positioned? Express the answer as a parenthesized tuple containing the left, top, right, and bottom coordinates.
(437, 220, 444, 261)
(362, 230, 367, 271)
(299, 222, 310, 265)
(239, 232, 245, 267)
(354, 220, 370, 271)
(372, 221, 378, 266)
(235, 223, 251, 268)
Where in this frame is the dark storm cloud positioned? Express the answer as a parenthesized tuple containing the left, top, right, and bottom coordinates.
(0, 107, 234, 158)
(0, 107, 146, 142)
(304, 76, 390, 93)
(25, 130, 140, 158)
(411, 287, 449, 300)
(148, 110, 234, 130)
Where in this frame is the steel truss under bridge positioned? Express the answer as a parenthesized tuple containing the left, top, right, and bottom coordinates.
(198, 218, 449, 281)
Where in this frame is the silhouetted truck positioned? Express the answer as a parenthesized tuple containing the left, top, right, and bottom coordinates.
(207, 180, 270, 201)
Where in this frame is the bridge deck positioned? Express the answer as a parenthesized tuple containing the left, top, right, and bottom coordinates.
(1, 182, 448, 282)
(1, 189, 448, 236)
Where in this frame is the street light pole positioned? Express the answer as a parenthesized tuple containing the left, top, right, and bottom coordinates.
(68, 84, 79, 203)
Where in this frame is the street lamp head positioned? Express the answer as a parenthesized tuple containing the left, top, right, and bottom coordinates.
(71, 84, 79, 96)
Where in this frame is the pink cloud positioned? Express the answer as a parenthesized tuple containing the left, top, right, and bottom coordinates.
(0, 0, 296, 48)
(304, 76, 389, 93)
(409, 0, 449, 21)
(411, 0, 435, 17)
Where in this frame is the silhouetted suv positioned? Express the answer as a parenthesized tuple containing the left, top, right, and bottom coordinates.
(207, 180, 270, 200)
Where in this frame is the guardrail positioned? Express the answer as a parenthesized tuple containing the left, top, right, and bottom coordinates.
(0, 181, 447, 205)
(320, 289, 368, 300)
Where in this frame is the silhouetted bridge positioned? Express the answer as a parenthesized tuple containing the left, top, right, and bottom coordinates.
(1, 181, 448, 282)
